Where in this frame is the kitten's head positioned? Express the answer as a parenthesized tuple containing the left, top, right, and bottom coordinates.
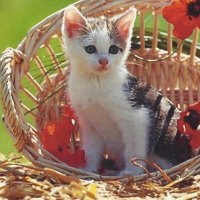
(62, 6, 136, 75)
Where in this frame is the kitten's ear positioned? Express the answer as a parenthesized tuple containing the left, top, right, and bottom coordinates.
(63, 6, 87, 38)
(114, 8, 136, 41)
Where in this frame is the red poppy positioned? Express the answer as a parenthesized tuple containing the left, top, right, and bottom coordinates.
(177, 101, 200, 149)
(162, 0, 200, 39)
(41, 104, 86, 167)
(63, 104, 78, 121)
(41, 117, 72, 153)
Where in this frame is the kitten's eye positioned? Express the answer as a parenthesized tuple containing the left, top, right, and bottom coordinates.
(85, 45, 96, 54)
(109, 45, 119, 54)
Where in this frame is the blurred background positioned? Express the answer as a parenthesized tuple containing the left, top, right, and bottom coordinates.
(0, 0, 174, 156)
(0, 0, 75, 155)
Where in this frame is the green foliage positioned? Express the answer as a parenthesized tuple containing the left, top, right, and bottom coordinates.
(0, 0, 75, 52)
(0, 0, 75, 154)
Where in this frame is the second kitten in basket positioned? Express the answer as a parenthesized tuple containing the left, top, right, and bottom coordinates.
(62, 6, 192, 175)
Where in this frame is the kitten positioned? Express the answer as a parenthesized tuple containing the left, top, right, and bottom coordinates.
(61, 6, 195, 175)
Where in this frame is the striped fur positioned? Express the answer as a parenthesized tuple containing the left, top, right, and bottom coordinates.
(125, 74, 197, 165)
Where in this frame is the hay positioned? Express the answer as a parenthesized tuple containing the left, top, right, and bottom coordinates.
(0, 154, 200, 199)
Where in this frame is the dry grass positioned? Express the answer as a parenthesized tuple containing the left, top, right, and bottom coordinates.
(1, 154, 200, 200)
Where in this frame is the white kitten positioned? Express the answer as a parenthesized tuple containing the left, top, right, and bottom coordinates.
(61, 6, 170, 175)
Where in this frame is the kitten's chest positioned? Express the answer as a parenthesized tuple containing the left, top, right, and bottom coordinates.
(68, 75, 127, 134)
(70, 84, 124, 120)
(78, 101, 124, 144)
(68, 74, 125, 110)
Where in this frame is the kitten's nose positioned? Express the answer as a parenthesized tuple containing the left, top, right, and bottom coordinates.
(99, 58, 108, 66)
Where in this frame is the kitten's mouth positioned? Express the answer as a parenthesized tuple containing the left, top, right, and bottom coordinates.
(96, 65, 109, 72)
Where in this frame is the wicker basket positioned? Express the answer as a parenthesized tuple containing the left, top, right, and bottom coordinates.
(0, 0, 200, 181)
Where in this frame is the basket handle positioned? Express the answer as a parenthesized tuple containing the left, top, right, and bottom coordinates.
(0, 48, 29, 151)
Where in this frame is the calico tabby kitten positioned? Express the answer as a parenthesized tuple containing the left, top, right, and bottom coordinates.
(61, 6, 195, 175)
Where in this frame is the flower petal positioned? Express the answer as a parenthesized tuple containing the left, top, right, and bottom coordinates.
(189, 130, 200, 149)
(162, 0, 200, 39)
(197, 19, 200, 28)
(180, 0, 188, 5)
(188, 101, 200, 115)
(177, 118, 185, 134)
(173, 17, 196, 39)
(162, 1, 186, 25)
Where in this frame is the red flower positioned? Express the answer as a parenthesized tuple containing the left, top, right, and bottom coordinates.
(41, 104, 85, 167)
(177, 101, 200, 149)
(63, 104, 78, 121)
(41, 117, 72, 153)
(57, 148, 85, 168)
(162, 0, 200, 39)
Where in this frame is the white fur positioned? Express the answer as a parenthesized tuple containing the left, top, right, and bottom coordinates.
(62, 6, 150, 175)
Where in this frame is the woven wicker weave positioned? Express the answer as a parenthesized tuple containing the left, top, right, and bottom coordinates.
(0, 0, 200, 181)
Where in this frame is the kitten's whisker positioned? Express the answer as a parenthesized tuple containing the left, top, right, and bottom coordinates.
(31, 59, 67, 79)
(29, 63, 57, 73)
(41, 59, 67, 69)
(38, 53, 66, 66)
(24, 82, 67, 115)
(29, 53, 66, 74)
(34, 64, 67, 83)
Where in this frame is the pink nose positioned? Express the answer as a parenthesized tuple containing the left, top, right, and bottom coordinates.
(99, 58, 108, 66)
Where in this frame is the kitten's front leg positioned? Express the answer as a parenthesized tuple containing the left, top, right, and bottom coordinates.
(121, 138, 147, 175)
(80, 123, 103, 173)
(119, 117, 149, 176)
